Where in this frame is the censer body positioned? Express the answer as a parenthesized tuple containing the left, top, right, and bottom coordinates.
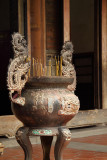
(11, 77, 79, 127)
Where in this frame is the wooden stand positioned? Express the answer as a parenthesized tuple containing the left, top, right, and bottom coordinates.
(15, 126, 71, 160)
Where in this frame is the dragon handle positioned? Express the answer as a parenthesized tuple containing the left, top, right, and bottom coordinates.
(61, 41, 76, 92)
(7, 33, 30, 106)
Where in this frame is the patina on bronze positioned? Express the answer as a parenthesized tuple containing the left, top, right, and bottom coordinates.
(7, 33, 80, 160)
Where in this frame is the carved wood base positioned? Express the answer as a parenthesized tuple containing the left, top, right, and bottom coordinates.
(15, 126, 71, 160)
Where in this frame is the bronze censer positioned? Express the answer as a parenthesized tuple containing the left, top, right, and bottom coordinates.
(7, 33, 80, 160)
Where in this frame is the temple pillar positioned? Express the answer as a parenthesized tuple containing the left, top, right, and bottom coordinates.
(101, 0, 107, 109)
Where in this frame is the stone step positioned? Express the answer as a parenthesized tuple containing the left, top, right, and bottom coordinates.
(0, 115, 23, 138)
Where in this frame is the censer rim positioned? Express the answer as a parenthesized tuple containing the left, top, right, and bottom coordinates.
(27, 76, 74, 84)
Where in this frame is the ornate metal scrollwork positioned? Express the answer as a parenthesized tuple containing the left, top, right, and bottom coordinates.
(7, 33, 30, 106)
(61, 41, 76, 91)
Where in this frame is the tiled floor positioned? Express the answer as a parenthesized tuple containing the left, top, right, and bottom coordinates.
(0, 134, 107, 160)
(72, 134, 107, 145)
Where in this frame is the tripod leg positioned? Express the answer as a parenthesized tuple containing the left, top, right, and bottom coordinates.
(16, 127, 33, 160)
(40, 136, 53, 160)
(54, 127, 71, 160)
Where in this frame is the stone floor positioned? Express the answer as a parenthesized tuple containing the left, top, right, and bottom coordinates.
(0, 126, 107, 160)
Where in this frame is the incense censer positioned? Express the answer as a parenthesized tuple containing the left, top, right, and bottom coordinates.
(7, 33, 80, 160)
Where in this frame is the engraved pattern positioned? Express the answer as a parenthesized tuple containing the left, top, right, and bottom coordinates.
(30, 89, 80, 115)
(32, 129, 52, 135)
(58, 94, 80, 115)
(61, 128, 72, 140)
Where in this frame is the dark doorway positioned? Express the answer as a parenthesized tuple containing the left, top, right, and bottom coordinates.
(0, 0, 18, 115)
(70, 0, 101, 110)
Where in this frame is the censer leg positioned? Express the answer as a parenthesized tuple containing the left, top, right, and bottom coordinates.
(40, 136, 53, 160)
(15, 127, 33, 160)
(54, 127, 71, 160)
